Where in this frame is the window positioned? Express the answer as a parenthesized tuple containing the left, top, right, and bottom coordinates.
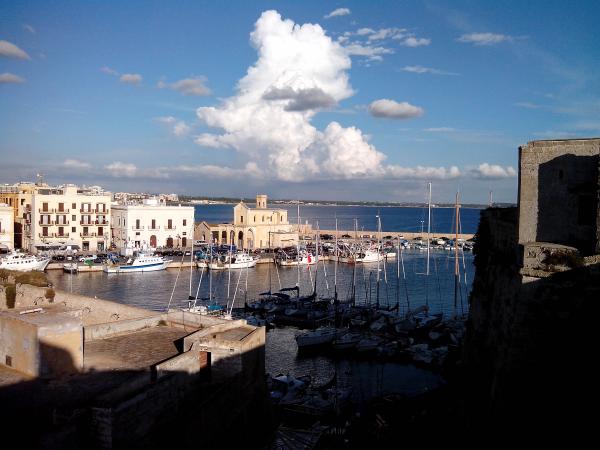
(168, 219, 172, 229)
(241, 216, 244, 223)
(183, 219, 187, 226)
(72, 215, 76, 221)
(98, 227, 103, 236)
(151, 219, 156, 229)
(20, 199, 24, 206)
(136, 219, 140, 229)
(72, 227, 76, 233)
(42, 202, 48, 212)
(83, 227, 88, 235)
(42, 228, 48, 237)
(58, 226, 64, 236)
(72, 203, 76, 209)
(58, 202, 64, 212)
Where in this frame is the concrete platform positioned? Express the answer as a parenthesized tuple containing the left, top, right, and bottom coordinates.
(84, 326, 190, 371)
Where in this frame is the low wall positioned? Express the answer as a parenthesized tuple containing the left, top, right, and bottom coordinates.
(84, 315, 165, 341)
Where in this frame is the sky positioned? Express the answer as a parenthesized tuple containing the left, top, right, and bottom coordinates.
(1, 0, 599, 203)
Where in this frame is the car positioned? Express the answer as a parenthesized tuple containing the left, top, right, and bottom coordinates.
(78, 255, 97, 262)
(194, 240, 207, 246)
(52, 255, 65, 261)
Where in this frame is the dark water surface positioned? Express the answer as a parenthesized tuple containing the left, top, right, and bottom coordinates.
(47, 249, 472, 397)
(194, 204, 481, 234)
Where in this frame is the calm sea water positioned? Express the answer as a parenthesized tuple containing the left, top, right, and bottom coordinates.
(194, 204, 482, 234)
(47, 248, 472, 394)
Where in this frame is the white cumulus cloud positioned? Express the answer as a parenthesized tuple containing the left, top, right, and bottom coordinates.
(457, 33, 512, 46)
(400, 37, 431, 47)
(472, 163, 517, 179)
(194, 10, 453, 183)
(23, 24, 36, 34)
(0, 72, 25, 83)
(119, 73, 142, 85)
(324, 8, 351, 19)
(368, 99, 424, 119)
(155, 116, 191, 137)
(0, 40, 31, 60)
(157, 76, 211, 96)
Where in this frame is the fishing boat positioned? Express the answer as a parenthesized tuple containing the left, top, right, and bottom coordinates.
(278, 250, 317, 266)
(103, 253, 171, 273)
(208, 252, 258, 270)
(62, 262, 78, 273)
(0, 251, 51, 272)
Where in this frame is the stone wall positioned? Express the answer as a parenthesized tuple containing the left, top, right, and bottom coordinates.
(518, 138, 600, 255)
(463, 206, 599, 436)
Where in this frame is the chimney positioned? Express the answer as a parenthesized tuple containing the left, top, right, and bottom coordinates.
(256, 194, 267, 209)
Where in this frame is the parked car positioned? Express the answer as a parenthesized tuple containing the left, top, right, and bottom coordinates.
(78, 255, 97, 263)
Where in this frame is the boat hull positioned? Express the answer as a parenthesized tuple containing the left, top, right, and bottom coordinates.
(103, 261, 169, 273)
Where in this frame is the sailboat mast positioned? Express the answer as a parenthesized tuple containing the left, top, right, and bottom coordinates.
(189, 226, 194, 299)
(454, 191, 460, 317)
(297, 201, 300, 286)
(426, 182, 431, 276)
(376, 214, 381, 309)
(334, 217, 338, 301)
(352, 218, 357, 306)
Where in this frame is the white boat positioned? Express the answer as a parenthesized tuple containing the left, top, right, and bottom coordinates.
(279, 251, 317, 266)
(0, 252, 51, 272)
(356, 248, 383, 263)
(207, 252, 258, 270)
(103, 254, 171, 273)
(295, 327, 338, 350)
(63, 262, 79, 273)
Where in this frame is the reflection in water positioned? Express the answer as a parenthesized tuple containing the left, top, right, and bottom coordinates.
(47, 249, 472, 397)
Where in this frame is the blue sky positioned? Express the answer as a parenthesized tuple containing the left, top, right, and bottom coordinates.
(1, 0, 599, 203)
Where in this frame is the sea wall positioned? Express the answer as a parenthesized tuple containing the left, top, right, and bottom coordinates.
(463, 206, 599, 435)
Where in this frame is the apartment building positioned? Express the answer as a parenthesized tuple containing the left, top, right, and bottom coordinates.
(0, 204, 14, 251)
(111, 198, 194, 255)
(29, 185, 112, 253)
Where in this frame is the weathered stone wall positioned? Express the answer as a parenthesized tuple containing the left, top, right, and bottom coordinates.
(518, 138, 600, 255)
(463, 206, 599, 436)
(1, 284, 157, 325)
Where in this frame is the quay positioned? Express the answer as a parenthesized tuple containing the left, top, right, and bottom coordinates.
(312, 229, 475, 241)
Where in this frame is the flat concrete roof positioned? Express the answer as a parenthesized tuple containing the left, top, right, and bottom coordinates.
(84, 326, 190, 371)
(211, 325, 256, 342)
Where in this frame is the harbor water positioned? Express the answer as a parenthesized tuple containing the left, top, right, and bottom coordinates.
(47, 248, 473, 397)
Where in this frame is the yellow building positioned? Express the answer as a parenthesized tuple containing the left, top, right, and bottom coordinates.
(196, 195, 298, 249)
(1, 182, 47, 249)
(0, 203, 14, 251)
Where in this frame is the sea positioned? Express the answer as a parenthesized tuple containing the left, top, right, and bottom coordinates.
(46, 205, 480, 399)
(193, 204, 482, 234)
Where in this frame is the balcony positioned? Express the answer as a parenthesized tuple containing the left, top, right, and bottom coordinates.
(55, 220, 69, 226)
(148, 226, 161, 230)
(95, 220, 109, 225)
(53, 232, 70, 238)
(38, 221, 54, 226)
(56, 208, 70, 214)
(80, 232, 97, 238)
(165, 225, 176, 230)
(80, 208, 95, 214)
(38, 208, 55, 213)
(132, 226, 145, 231)
(80, 220, 94, 225)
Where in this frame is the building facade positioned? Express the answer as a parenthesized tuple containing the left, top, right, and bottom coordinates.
(196, 195, 298, 249)
(0, 204, 14, 251)
(29, 185, 112, 253)
(111, 199, 195, 254)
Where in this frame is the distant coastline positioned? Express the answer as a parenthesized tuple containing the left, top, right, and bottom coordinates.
(178, 196, 515, 209)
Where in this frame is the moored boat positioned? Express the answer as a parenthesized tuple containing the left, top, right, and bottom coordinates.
(0, 251, 51, 272)
(103, 253, 171, 273)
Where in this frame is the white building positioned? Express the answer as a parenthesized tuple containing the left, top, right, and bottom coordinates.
(0, 203, 14, 252)
(29, 185, 112, 253)
(111, 199, 195, 255)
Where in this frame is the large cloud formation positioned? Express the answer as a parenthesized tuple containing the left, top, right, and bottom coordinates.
(196, 11, 442, 182)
